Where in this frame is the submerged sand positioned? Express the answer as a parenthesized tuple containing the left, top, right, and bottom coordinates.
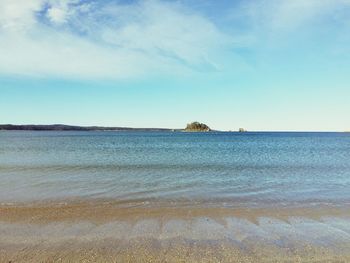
(1, 201, 350, 262)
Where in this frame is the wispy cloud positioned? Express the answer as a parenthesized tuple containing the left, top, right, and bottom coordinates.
(236, 0, 350, 30)
(225, 0, 350, 61)
(1, 0, 349, 80)
(0, 0, 233, 79)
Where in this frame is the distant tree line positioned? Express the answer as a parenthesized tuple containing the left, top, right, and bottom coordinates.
(0, 124, 172, 131)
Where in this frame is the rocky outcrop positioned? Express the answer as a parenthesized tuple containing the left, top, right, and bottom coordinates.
(184, 122, 210, 132)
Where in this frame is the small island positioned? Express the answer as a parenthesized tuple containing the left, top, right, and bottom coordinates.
(184, 122, 211, 132)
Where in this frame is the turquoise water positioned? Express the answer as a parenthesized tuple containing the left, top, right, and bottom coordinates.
(0, 131, 350, 207)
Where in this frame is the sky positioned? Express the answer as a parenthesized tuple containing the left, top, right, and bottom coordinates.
(0, 0, 349, 131)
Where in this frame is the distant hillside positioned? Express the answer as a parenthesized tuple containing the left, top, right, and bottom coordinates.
(184, 122, 211, 132)
(0, 124, 173, 132)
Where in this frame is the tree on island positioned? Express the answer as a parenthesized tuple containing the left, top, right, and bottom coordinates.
(185, 122, 210, 132)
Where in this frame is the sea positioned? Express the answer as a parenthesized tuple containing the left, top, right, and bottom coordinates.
(0, 131, 350, 208)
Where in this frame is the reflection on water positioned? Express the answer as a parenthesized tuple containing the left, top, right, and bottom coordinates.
(0, 131, 350, 207)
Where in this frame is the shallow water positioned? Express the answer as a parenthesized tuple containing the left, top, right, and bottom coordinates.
(2, 215, 350, 262)
(0, 131, 350, 208)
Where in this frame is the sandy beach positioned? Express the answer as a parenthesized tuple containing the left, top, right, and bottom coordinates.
(1, 200, 350, 262)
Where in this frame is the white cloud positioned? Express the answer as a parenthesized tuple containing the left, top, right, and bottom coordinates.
(46, 0, 82, 25)
(0, 0, 44, 30)
(47, 6, 67, 24)
(0, 0, 233, 79)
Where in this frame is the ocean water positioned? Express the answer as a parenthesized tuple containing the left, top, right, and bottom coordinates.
(0, 131, 350, 208)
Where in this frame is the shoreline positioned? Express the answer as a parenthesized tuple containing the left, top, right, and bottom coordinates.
(1, 200, 350, 224)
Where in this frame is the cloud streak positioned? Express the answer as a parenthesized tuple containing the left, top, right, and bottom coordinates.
(0, 0, 232, 79)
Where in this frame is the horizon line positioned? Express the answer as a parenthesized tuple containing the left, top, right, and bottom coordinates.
(0, 123, 348, 133)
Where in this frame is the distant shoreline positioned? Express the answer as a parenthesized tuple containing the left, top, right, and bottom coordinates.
(0, 124, 348, 132)
(0, 124, 178, 132)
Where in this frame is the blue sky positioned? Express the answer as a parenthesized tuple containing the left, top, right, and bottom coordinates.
(0, 0, 349, 131)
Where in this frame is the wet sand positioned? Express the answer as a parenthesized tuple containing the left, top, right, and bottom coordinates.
(1, 199, 350, 224)
(1, 201, 350, 262)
